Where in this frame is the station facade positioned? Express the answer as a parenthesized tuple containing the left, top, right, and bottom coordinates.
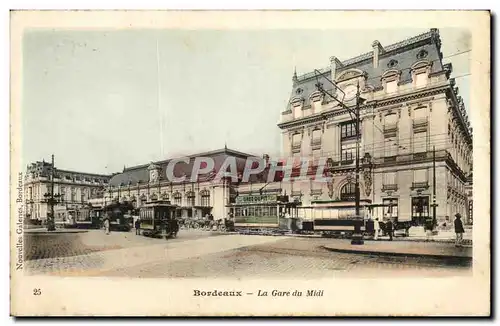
(25, 29, 473, 227)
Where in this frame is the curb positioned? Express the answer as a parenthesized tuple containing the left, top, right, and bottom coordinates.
(320, 245, 472, 261)
(25, 230, 89, 234)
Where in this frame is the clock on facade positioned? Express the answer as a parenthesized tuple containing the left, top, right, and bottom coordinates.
(342, 84, 357, 101)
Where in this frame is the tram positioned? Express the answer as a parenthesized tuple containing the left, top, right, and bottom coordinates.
(228, 193, 414, 238)
(102, 200, 134, 231)
(138, 200, 179, 239)
(227, 193, 302, 234)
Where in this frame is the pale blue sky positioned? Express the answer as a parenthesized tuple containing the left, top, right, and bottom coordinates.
(22, 28, 470, 174)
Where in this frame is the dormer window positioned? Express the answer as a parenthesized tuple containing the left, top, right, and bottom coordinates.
(410, 60, 432, 89)
(381, 69, 401, 94)
(415, 72, 428, 88)
(290, 97, 304, 119)
(310, 91, 323, 114)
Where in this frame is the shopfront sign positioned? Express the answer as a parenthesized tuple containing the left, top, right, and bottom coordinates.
(235, 194, 278, 204)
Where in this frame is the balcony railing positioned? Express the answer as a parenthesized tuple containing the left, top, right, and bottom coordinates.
(341, 159, 354, 165)
(411, 182, 429, 189)
(382, 184, 398, 191)
(413, 152, 428, 160)
(413, 118, 428, 128)
(384, 156, 397, 163)
(291, 143, 301, 152)
(311, 138, 321, 146)
(384, 124, 398, 133)
(310, 189, 323, 196)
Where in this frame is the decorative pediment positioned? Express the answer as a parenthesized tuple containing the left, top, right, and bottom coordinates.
(309, 91, 323, 103)
(336, 69, 365, 83)
(381, 69, 402, 81)
(290, 97, 305, 108)
(410, 60, 432, 74)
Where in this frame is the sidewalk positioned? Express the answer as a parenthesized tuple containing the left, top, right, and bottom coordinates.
(321, 239, 472, 260)
(24, 228, 88, 234)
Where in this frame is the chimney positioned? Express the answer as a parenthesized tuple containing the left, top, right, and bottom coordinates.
(329, 56, 343, 81)
(372, 40, 385, 68)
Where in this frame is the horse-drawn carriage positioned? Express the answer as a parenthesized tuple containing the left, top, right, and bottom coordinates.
(178, 216, 234, 232)
(138, 200, 179, 239)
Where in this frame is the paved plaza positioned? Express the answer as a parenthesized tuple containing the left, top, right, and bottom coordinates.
(24, 229, 472, 278)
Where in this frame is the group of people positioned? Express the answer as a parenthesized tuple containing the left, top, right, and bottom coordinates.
(369, 215, 395, 241)
(368, 213, 466, 246)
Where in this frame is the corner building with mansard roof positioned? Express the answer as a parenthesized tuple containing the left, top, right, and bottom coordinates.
(271, 28, 472, 226)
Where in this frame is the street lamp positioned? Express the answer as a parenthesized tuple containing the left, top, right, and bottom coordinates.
(44, 154, 62, 231)
(314, 69, 366, 245)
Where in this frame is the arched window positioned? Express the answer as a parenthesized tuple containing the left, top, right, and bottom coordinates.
(173, 192, 182, 205)
(340, 183, 356, 201)
(200, 189, 210, 207)
(186, 191, 195, 206)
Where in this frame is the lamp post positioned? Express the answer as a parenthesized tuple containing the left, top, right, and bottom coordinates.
(314, 69, 365, 245)
(430, 145, 438, 230)
(43, 154, 62, 231)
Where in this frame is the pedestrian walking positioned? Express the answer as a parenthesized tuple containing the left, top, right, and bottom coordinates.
(135, 218, 141, 235)
(425, 218, 434, 241)
(385, 218, 394, 241)
(104, 217, 110, 235)
(373, 218, 380, 240)
(454, 213, 465, 247)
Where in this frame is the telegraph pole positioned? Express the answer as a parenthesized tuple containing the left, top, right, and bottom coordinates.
(46, 154, 56, 231)
(351, 82, 364, 244)
(432, 145, 437, 229)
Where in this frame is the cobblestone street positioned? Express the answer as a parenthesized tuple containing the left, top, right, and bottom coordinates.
(25, 229, 472, 278)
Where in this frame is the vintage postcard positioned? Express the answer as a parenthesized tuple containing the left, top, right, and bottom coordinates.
(10, 10, 490, 316)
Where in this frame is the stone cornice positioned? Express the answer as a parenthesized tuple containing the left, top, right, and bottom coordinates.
(278, 85, 447, 130)
(446, 84, 473, 147)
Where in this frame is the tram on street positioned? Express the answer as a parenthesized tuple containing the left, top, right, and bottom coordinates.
(227, 193, 302, 234)
(138, 200, 179, 239)
(102, 200, 134, 231)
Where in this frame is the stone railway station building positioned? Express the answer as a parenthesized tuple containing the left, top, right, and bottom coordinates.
(24, 29, 473, 227)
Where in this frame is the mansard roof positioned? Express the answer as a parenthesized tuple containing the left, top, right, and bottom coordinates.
(286, 29, 445, 111)
(108, 148, 257, 187)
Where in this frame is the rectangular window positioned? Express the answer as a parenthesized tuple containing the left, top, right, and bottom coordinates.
(341, 142, 356, 163)
(383, 172, 397, 185)
(341, 121, 358, 140)
(414, 169, 428, 183)
(293, 105, 302, 119)
(384, 113, 398, 129)
(291, 133, 301, 153)
(384, 140, 397, 159)
(311, 129, 322, 147)
(386, 80, 398, 94)
(312, 100, 322, 114)
(415, 73, 428, 88)
(413, 130, 427, 153)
